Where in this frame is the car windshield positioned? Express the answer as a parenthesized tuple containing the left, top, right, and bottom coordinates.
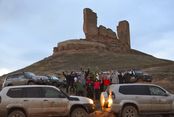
(52, 76, 59, 80)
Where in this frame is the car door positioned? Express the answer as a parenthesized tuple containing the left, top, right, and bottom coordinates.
(42, 87, 69, 116)
(148, 85, 173, 112)
(18, 75, 28, 85)
(132, 85, 153, 113)
(11, 75, 27, 85)
(6, 87, 45, 117)
(119, 85, 153, 113)
(23, 87, 45, 117)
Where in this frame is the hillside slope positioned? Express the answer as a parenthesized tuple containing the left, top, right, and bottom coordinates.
(20, 50, 172, 75)
(0, 50, 174, 91)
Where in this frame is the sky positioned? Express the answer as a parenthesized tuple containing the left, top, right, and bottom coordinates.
(0, 0, 174, 76)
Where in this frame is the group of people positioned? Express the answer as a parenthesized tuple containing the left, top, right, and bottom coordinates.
(62, 68, 131, 100)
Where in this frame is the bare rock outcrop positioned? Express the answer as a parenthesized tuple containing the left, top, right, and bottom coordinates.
(53, 8, 131, 55)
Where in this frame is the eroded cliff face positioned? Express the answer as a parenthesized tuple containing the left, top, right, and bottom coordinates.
(53, 8, 131, 55)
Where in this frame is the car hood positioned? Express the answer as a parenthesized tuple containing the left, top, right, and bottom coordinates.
(69, 95, 94, 104)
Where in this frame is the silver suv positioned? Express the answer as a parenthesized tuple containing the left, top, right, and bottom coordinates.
(100, 83, 174, 117)
(0, 85, 95, 117)
(2, 72, 37, 87)
(2, 72, 50, 88)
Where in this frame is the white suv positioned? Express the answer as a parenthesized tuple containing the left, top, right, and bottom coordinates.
(0, 85, 95, 117)
(100, 83, 174, 117)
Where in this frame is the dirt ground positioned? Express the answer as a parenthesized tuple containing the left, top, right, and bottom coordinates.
(90, 100, 173, 117)
(90, 111, 173, 117)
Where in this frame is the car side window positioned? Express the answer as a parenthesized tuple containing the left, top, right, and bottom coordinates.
(119, 85, 150, 95)
(7, 88, 25, 98)
(25, 87, 44, 98)
(149, 86, 167, 96)
(43, 87, 66, 98)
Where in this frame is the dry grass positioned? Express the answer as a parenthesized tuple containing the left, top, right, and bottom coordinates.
(21, 51, 171, 75)
(1, 51, 174, 92)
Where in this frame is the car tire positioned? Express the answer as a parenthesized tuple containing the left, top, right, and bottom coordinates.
(8, 110, 26, 117)
(70, 107, 88, 117)
(28, 81, 35, 85)
(121, 105, 138, 117)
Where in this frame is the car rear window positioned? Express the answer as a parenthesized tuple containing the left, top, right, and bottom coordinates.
(119, 85, 150, 95)
(7, 87, 44, 98)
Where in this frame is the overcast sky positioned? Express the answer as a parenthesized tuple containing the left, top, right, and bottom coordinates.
(0, 0, 174, 76)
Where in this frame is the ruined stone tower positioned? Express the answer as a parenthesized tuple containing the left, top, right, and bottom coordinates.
(53, 8, 131, 55)
(117, 20, 130, 49)
(83, 8, 98, 40)
(83, 8, 131, 51)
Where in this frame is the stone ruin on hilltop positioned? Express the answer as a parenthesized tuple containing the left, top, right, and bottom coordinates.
(53, 8, 131, 55)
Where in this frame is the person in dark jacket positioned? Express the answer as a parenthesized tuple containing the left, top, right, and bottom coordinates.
(63, 72, 71, 93)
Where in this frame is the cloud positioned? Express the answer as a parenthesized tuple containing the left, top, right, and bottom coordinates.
(134, 31, 174, 60)
(0, 68, 11, 76)
(0, 0, 174, 73)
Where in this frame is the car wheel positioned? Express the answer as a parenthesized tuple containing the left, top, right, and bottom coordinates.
(71, 107, 88, 117)
(8, 110, 26, 117)
(121, 105, 138, 117)
(28, 81, 35, 85)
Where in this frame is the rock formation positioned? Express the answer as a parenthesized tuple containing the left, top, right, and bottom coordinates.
(53, 8, 131, 55)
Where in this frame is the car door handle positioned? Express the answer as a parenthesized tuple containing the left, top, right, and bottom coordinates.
(43, 99, 48, 101)
(23, 100, 28, 102)
(160, 99, 167, 102)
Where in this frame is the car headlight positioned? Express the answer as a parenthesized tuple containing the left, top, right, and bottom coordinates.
(89, 99, 94, 104)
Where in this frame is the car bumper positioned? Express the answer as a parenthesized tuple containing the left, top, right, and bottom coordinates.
(83, 104, 96, 113)
(111, 104, 122, 113)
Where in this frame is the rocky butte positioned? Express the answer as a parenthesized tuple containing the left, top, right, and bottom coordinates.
(53, 8, 131, 55)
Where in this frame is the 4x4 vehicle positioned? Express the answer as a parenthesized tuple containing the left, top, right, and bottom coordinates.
(2, 72, 52, 88)
(100, 83, 174, 117)
(124, 70, 152, 83)
(2, 72, 39, 87)
(0, 85, 95, 117)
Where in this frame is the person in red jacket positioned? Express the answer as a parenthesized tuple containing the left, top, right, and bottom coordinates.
(103, 77, 110, 91)
(93, 79, 101, 100)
